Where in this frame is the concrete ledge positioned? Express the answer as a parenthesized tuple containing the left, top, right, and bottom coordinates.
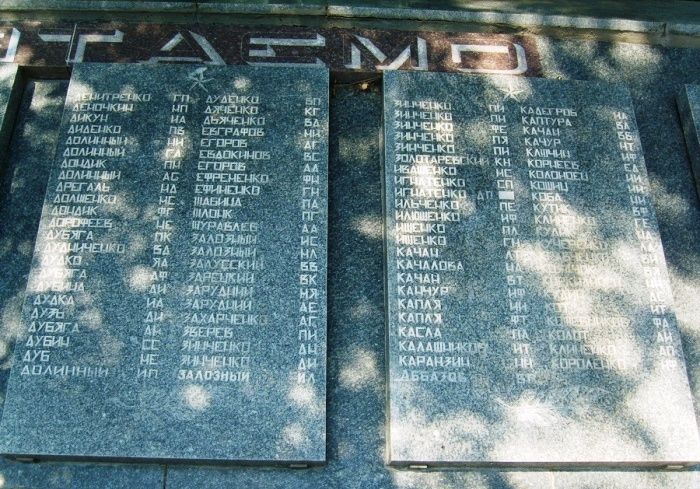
(669, 22, 700, 37)
(197, 2, 326, 15)
(0, 1, 197, 13)
(327, 5, 666, 35)
(0, 2, 698, 38)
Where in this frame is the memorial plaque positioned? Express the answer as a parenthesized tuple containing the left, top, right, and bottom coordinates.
(383, 71, 700, 467)
(677, 85, 700, 196)
(0, 63, 21, 161)
(0, 63, 328, 464)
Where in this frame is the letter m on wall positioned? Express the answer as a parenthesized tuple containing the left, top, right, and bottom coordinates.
(344, 34, 427, 71)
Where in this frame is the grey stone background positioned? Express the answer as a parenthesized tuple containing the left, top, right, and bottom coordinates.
(0, 36, 698, 488)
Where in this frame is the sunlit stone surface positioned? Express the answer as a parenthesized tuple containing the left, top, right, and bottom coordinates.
(0, 63, 328, 464)
(383, 71, 700, 467)
(678, 85, 700, 197)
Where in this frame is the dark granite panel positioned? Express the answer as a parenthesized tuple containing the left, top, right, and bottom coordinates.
(383, 71, 700, 467)
(0, 64, 21, 165)
(0, 63, 328, 464)
(678, 85, 700, 198)
(0, 22, 541, 77)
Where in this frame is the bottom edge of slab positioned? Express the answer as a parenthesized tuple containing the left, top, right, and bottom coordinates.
(1, 452, 327, 468)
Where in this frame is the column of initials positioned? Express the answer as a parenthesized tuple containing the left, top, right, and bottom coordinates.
(488, 102, 535, 383)
(615, 110, 680, 370)
(137, 93, 192, 381)
(297, 96, 324, 386)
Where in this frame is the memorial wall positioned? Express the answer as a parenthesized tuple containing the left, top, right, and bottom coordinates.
(0, 9, 698, 488)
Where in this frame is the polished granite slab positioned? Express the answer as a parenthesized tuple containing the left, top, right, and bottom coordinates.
(0, 63, 329, 464)
(383, 70, 700, 467)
